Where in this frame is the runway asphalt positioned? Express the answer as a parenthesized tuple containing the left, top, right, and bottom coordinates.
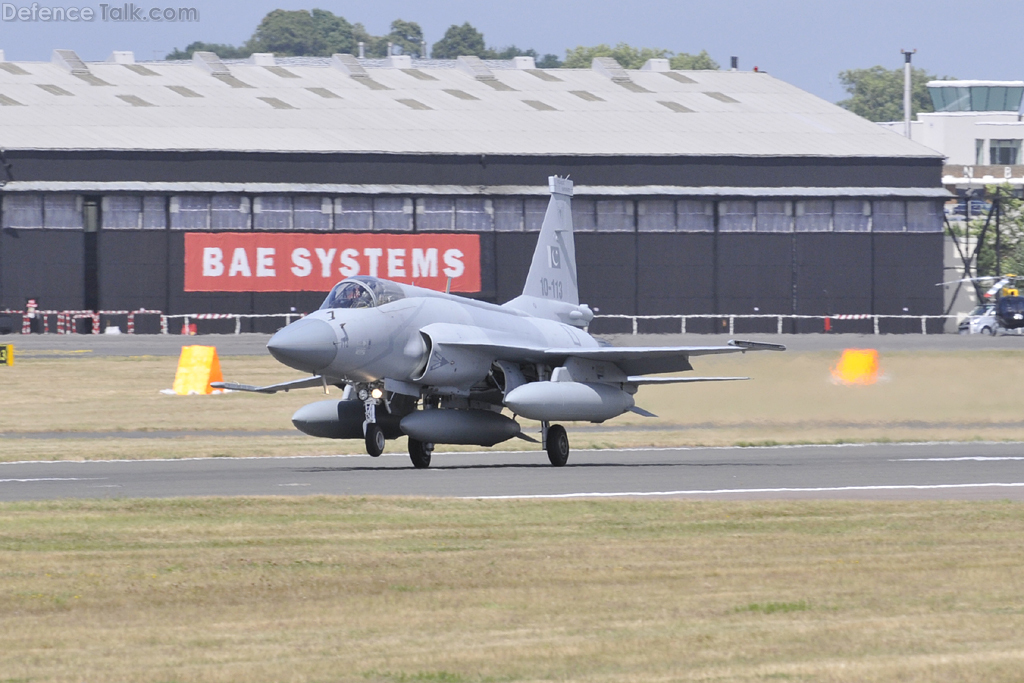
(2, 441, 1023, 502)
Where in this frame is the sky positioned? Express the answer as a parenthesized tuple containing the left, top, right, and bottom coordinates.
(1, 0, 1022, 102)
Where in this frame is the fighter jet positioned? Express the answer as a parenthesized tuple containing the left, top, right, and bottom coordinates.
(216, 177, 784, 467)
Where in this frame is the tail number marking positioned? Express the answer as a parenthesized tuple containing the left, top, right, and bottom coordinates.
(540, 278, 563, 300)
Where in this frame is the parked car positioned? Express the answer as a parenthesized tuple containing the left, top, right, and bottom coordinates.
(959, 304, 999, 335)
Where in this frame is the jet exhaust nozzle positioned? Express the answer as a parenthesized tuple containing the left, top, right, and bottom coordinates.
(267, 318, 337, 373)
(400, 409, 521, 446)
(504, 381, 634, 422)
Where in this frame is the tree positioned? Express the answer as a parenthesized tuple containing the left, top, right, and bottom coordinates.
(563, 43, 670, 70)
(165, 41, 251, 60)
(431, 22, 488, 58)
(670, 50, 718, 70)
(837, 65, 946, 122)
(387, 19, 425, 57)
(246, 9, 356, 56)
(562, 43, 718, 70)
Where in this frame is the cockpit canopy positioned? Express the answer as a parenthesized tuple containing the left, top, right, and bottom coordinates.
(320, 276, 406, 310)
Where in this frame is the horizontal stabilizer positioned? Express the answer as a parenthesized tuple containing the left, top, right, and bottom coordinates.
(211, 375, 330, 394)
(626, 376, 750, 385)
(629, 405, 658, 418)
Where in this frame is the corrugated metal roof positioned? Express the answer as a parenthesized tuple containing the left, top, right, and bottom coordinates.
(0, 52, 943, 158)
(0, 181, 953, 198)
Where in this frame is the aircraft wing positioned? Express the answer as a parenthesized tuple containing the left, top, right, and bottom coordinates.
(437, 338, 784, 377)
(212, 375, 333, 394)
(541, 340, 784, 375)
(626, 376, 750, 385)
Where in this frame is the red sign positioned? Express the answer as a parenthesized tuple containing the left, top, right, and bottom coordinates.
(185, 233, 481, 293)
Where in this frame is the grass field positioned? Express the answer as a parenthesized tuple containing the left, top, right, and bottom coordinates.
(2, 496, 1023, 682)
(1, 349, 1023, 461)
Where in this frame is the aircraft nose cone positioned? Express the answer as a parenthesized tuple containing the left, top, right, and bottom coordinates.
(267, 318, 337, 372)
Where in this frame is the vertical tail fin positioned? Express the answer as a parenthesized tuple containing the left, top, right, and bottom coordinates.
(504, 177, 592, 325)
(520, 176, 578, 305)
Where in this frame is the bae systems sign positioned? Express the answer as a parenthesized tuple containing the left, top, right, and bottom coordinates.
(184, 232, 481, 293)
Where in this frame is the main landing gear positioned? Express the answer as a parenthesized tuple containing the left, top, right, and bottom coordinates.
(408, 439, 434, 469)
(542, 422, 570, 467)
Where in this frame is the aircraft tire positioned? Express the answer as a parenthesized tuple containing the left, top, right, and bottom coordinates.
(365, 424, 385, 457)
(408, 439, 433, 469)
(546, 424, 569, 467)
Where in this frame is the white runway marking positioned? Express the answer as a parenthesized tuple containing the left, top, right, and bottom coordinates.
(0, 477, 105, 484)
(898, 457, 1024, 462)
(466, 482, 1024, 500)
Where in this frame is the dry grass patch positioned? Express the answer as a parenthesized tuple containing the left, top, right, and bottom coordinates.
(1, 497, 1023, 682)
(1, 350, 1023, 461)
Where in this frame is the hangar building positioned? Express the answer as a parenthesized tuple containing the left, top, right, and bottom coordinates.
(0, 50, 948, 333)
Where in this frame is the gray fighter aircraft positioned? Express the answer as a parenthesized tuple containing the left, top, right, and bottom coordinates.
(216, 177, 784, 467)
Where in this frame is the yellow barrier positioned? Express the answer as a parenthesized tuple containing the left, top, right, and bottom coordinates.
(171, 345, 223, 395)
(0, 344, 11, 366)
(831, 348, 879, 385)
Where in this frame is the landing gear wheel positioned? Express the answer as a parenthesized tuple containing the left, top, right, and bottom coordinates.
(365, 424, 385, 457)
(546, 424, 569, 467)
(408, 439, 433, 469)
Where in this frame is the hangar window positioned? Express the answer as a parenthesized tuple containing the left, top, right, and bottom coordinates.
(572, 198, 597, 232)
(116, 94, 153, 107)
(417, 197, 455, 231)
(253, 196, 292, 230)
(833, 200, 870, 232)
(257, 96, 296, 110)
(524, 198, 547, 232)
(37, 84, 73, 96)
(906, 201, 943, 233)
(455, 198, 493, 232)
(373, 197, 413, 232)
(170, 195, 211, 229)
(0, 62, 29, 75)
(872, 200, 905, 232)
(212, 195, 251, 230)
(755, 200, 793, 232)
(795, 200, 832, 232)
(167, 85, 202, 98)
(523, 99, 557, 111)
(142, 196, 167, 229)
(2, 194, 43, 229)
(637, 200, 676, 232)
(102, 196, 143, 229)
(493, 199, 524, 232)
(43, 195, 83, 229)
(293, 196, 332, 231)
(596, 200, 634, 232)
(444, 89, 479, 100)
(718, 200, 756, 232)
(306, 87, 340, 99)
(334, 197, 373, 231)
(570, 90, 603, 102)
(676, 200, 714, 232)
(396, 98, 431, 110)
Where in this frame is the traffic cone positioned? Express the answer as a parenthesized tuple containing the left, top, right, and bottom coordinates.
(830, 349, 879, 385)
(171, 345, 224, 395)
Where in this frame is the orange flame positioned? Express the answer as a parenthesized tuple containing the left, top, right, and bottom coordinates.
(831, 349, 879, 385)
